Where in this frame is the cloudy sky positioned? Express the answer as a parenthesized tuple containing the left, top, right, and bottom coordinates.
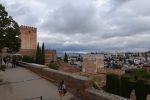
(1, 0, 150, 52)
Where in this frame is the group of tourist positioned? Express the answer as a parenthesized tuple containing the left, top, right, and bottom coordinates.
(2, 56, 17, 68)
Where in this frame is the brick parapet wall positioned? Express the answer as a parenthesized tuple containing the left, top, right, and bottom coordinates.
(57, 61, 81, 73)
(19, 62, 128, 100)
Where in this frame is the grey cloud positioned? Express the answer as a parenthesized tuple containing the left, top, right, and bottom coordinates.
(1, 0, 150, 52)
(41, 1, 106, 34)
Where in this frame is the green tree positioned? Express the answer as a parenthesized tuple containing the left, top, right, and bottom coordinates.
(0, 4, 21, 53)
(35, 43, 44, 64)
(64, 52, 68, 63)
(41, 43, 45, 64)
(0, 4, 21, 67)
(35, 43, 40, 64)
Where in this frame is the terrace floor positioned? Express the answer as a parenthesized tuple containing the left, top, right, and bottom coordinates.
(0, 66, 77, 100)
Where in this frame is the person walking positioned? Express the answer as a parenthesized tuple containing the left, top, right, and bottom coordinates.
(58, 80, 67, 100)
(3, 57, 7, 65)
(12, 58, 16, 68)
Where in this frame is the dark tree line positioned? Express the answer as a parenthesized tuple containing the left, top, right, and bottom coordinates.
(35, 43, 45, 65)
(64, 52, 68, 63)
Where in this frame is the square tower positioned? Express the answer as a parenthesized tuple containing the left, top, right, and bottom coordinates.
(82, 54, 104, 73)
(20, 25, 37, 50)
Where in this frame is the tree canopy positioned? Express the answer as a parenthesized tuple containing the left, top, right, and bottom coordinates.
(0, 4, 21, 53)
(64, 52, 68, 63)
(35, 42, 45, 65)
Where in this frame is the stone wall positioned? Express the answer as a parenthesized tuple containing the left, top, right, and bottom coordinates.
(45, 49, 57, 65)
(19, 62, 128, 100)
(18, 49, 36, 58)
(98, 68, 125, 75)
(57, 61, 81, 73)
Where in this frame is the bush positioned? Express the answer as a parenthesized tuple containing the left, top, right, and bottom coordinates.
(120, 75, 132, 98)
(125, 69, 147, 80)
(135, 79, 148, 100)
(12, 55, 22, 61)
(22, 55, 35, 63)
(106, 69, 150, 99)
(48, 63, 59, 70)
(91, 76, 101, 90)
(106, 74, 121, 95)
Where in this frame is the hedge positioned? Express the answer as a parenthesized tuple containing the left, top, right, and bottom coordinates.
(106, 74, 121, 95)
(106, 69, 150, 99)
(120, 75, 132, 98)
(135, 79, 148, 100)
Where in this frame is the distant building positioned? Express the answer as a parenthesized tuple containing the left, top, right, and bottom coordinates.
(82, 54, 104, 73)
(18, 25, 57, 65)
(45, 49, 57, 65)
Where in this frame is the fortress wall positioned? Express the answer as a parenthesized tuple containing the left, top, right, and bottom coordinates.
(20, 25, 37, 50)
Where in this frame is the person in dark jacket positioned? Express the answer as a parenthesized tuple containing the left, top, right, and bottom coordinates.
(12, 58, 16, 68)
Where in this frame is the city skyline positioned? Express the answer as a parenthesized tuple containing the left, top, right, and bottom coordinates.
(1, 0, 150, 52)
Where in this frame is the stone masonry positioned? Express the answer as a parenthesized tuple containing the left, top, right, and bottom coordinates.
(18, 25, 57, 64)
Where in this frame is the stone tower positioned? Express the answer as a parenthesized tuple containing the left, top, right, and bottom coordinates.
(18, 25, 37, 58)
(18, 25, 57, 64)
(20, 25, 37, 50)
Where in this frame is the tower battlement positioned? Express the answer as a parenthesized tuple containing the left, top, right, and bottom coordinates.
(20, 25, 37, 33)
(19, 25, 37, 50)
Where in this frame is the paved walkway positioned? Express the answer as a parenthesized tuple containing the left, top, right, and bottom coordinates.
(0, 67, 76, 100)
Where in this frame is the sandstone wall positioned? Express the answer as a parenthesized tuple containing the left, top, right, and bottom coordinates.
(20, 25, 37, 50)
(19, 62, 128, 100)
(18, 49, 36, 58)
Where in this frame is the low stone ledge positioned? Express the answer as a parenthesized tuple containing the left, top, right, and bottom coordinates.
(19, 62, 48, 69)
(19, 62, 129, 100)
(43, 68, 90, 81)
(85, 88, 129, 100)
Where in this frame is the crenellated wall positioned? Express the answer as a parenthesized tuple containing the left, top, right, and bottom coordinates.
(19, 25, 37, 50)
(19, 62, 129, 100)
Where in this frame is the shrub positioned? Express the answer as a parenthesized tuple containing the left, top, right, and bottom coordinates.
(106, 74, 121, 95)
(12, 55, 22, 61)
(120, 75, 132, 98)
(125, 69, 147, 80)
(22, 55, 35, 63)
(135, 79, 148, 100)
(48, 63, 59, 70)
(91, 76, 101, 90)
(106, 69, 150, 99)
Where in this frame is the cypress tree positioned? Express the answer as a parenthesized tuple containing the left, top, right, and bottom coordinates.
(64, 52, 68, 63)
(42, 43, 45, 65)
(39, 46, 42, 64)
(36, 43, 40, 64)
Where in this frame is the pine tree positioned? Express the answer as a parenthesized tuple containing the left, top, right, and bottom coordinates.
(64, 52, 68, 63)
(42, 43, 45, 65)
